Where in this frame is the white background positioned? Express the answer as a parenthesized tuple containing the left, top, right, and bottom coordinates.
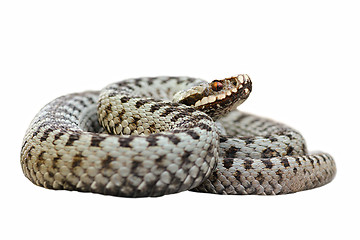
(1, 1, 359, 239)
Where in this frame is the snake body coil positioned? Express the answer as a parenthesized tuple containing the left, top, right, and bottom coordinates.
(20, 75, 336, 197)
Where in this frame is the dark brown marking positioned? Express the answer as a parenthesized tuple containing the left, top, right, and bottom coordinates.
(186, 130, 200, 140)
(181, 151, 192, 162)
(65, 134, 80, 146)
(108, 91, 117, 98)
(147, 78, 156, 85)
(105, 103, 112, 111)
(269, 136, 278, 142)
(160, 107, 176, 117)
(47, 171, 54, 178)
(118, 108, 126, 118)
(52, 157, 60, 169)
(234, 170, 242, 181)
(225, 146, 239, 158)
(155, 155, 165, 163)
(118, 137, 133, 147)
(40, 128, 52, 142)
(255, 172, 265, 184)
(262, 148, 279, 158)
(90, 135, 106, 147)
(148, 124, 157, 133)
(261, 159, 274, 169)
(32, 128, 40, 138)
(132, 116, 140, 124)
(285, 133, 294, 140)
(309, 157, 315, 167)
(286, 146, 294, 156)
(302, 143, 307, 152)
(120, 96, 130, 103)
(133, 78, 142, 88)
(170, 112, 187, 122)
(244, 138, 254, 144)
(243, 159, 254, 170)
(161, 78, 169, 84)
(280, 158, 290, 168)
(136, 99, 150, 108)
(76, 99, 87, 108)
(21, 140, 27, 151)
(234, 114, 249, 123)
(313, 155, 321, 165)
(223, 158, 233, 169)
(184, 107, 196, 113)
(197, 123, 212, 131)
(146, 134, 159, 147)
(219, 136, 227, 143)
(86, 96, 96, 104)
(68, 103, 81, 112)
(72, 154, 82, 168)
(276, 169, 283, 181)
(167, 135, 181, 145)
(38, 151, 46, 161)
(150, 104, 163, 113)
(102, 155, 114, 169)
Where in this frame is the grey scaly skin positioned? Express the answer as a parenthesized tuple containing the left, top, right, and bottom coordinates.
(20, 75, 336, 197)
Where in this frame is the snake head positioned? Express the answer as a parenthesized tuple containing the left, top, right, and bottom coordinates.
(173, 74, 252, 119)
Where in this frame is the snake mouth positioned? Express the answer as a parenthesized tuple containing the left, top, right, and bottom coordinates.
(194, 74, 251, 107)
(193, 82, 250, 107)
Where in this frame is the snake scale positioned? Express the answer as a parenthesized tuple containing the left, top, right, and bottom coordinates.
(20, 75, 336, 197)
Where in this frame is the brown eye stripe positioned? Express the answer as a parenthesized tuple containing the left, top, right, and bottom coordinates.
(211, 81, 223, 91)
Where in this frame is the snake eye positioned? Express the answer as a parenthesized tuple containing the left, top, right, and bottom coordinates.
(211, 81, 223, 91)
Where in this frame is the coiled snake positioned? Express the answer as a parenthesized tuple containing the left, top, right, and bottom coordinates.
(20, 75, 336, 197)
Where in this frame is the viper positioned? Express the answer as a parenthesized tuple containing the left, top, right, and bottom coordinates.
(20, 75, 336, 197)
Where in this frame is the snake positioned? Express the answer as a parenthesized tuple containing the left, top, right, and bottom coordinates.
(20, 75, 336, 197)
